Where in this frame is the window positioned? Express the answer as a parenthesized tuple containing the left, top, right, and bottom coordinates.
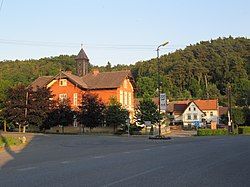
(128, 92, 132, 107)
(188, 107, 191, 111)
(210, 112, 213, 116)
(187, 114, 191, 120)
(73, 93, 78, 106)
(124, 79, 127, 89)
(193, 114, 198, 120)
(193, 107, 196, 111)
(124, 91, 128, 106)
(59, 79, 67, 86)
(59, 93, 67, 101)
(120, 90, 123, 105)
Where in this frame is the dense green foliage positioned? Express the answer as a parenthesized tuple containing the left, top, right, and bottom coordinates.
(105, 97, 129, 133)
(133, 37, 249, 107)
(79, 92, 106, 129)
(0, 136, 22, 147)
(238, 126, 250, 135)
(44, 99, 75, 131)
(135, 95, 160, 125)
(197, 129, 228, 136)
(1, 85, 55, 131)
(0, 37, 249, 108)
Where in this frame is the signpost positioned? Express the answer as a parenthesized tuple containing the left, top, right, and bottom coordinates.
(160, 93, 167, 111)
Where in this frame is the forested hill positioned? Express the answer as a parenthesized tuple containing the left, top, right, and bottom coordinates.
(132, 36, 250, 106)
(0, 36, 249, 106)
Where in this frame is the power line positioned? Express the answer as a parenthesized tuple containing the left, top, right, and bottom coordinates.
(0, 38, 185, 50)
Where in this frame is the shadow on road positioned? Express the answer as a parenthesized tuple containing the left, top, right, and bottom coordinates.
(0, 132, 36, 169)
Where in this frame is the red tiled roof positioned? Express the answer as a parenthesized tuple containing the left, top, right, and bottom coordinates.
(193, 99, 218, 110)
(82, 70, 131, 89)
(30, 70, 133, 91)
(219, 106, 228, 116)
(167, 99, 218, 113)
(30, 76, 53, 91)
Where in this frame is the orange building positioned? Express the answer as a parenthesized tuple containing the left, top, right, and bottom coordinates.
(31, 48, 135, 119)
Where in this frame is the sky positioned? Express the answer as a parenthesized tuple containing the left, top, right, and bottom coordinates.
(0, 0, 249, 66)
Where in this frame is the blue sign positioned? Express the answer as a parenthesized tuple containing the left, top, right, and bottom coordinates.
(193, 121, 201, 128)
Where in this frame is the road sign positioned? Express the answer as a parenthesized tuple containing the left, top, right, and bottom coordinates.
(144, 121, 151, 126)
(160, 93, 166, 111)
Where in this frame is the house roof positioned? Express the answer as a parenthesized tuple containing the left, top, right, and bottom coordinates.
(61, 71, 88, 89)
(219, 106, 228, 116)
(167, 99, 218, 114)
(82, 70, 132, 89)
(30, 70, 132, 91)
(30, 76, 53, 91)
(193, 99, 218, 110)
(75, 48, 89, 60)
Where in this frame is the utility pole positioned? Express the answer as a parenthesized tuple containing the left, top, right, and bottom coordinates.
(227, 85, 233, 133)
(156, 42, 168, 137)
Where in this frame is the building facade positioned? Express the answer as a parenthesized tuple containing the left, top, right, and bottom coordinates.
(30, 48, 135, 119)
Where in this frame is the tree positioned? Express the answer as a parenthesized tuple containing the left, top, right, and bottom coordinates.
(44, 99, 74, 133)
(232, 108, 246, 126)
(79, 92, 105, 131)
(2, 85, 29, 132)
(1, 85, 55, 132)
(28, 87, 55, 130)
(105, 97, 129, 133)
(135, 95, 159, 125)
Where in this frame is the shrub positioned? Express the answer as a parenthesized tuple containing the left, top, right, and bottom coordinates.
(197, 129, 228, 136)
(238, 126, 250, 135)
(0, 136, 22, 147)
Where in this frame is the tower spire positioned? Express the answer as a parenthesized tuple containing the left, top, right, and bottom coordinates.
(75, 47, 89, 77)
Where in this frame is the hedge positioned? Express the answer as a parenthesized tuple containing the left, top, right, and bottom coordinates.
(197, 129, 228, 136)
(238, 126, 250, 135)
(0, 136, 22, 147)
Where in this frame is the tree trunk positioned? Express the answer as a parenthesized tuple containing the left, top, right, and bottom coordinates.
(23, 126, 26, 133)
(19, 125, 21, 133)
(4, 120, 7, 132)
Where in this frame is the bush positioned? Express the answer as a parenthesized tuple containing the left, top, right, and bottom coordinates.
(238, 126, 250, 135)
(0, 136, 22, 147)
(197, 129, 228, 136)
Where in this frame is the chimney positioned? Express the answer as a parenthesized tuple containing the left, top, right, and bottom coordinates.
(93, 69, 99, 76)
(65, 70, 72, 74)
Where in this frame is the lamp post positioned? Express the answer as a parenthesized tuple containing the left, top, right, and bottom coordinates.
(156, 41, 169, 137)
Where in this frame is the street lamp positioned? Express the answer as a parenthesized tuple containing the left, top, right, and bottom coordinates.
(156, 41, 169, 137)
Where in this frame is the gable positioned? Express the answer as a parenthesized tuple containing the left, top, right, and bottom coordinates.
(182, 102, 204, 115)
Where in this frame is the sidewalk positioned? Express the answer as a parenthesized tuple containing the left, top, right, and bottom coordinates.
(168, 130, 197, 137)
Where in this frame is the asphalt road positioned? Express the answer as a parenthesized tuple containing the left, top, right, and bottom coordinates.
(0, 134, 250, 187)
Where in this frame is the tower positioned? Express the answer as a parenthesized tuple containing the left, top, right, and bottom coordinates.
(75, 47, 89, 77)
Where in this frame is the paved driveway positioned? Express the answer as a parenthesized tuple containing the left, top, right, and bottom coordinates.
(0, 134, 250, 187)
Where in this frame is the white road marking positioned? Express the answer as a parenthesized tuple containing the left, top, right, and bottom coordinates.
(123, 151, 131, 154)
(104, 166, 164, 186)
(144, 148, 151, 151)
(93, 155, 105, 159)
(61, 160, 71, 164)
(17, 166, 37, 171)
(161, 146, 167, 148)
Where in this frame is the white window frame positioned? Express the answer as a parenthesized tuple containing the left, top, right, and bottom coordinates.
(59, 93, 67, 101)
(59, 79, 67, 86)
(120, 90, 123, 105)
(73, 93, 78, 106)
(124, 91, 127, 106)
(128, 92, 132, 107)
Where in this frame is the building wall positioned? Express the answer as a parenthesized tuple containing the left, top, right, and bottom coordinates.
(48, 78, 84, 109)
(47, 77, 135, 119)
(117, 78, 134, 119)
(181, 102, 204, 127)
(203, 109, 219, 123)
(89, 89, 117, 104)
